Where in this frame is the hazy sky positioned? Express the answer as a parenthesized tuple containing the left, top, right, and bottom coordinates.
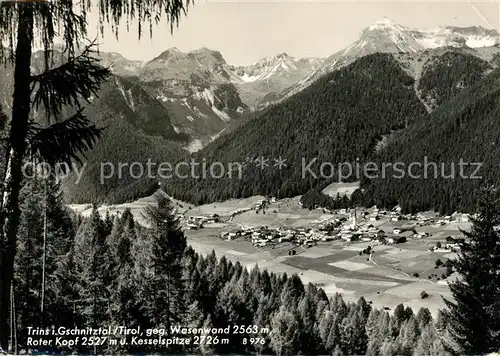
(85, 1, 500, 65)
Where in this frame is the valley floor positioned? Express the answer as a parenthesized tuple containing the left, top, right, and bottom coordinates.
(68, 191, 467, 316)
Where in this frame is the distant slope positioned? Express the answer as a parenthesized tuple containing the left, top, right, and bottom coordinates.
(417, 50, 493, 109)
(133, 47, 249, 148)
(230, 53, 324, 107)
(0, 49, 191, 205)
(61, 75, 189, 205)
(98, 48, 324, 148)
(164, 53, 428, 204)
(359, 67, 500, 214)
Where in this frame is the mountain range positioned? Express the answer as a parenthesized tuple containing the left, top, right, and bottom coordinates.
(94, 18, 500, 151)
(280, 17, 500, 100)
(163, 47, 500, 214)
(98, 47, 323, 150)
(1, 17, 500, 209)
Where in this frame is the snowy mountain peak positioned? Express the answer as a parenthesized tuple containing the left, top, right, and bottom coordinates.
(159, 47, 183, 56)
(151, 47, 188, 63)
(280, 20, 500, 103)
(231, 52, 322, 83)
(358, 19, 500, 53)
(370, 17, 403, 30)
(365, 18, 412, 37)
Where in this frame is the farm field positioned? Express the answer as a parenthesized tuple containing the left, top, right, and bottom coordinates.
(69, 191, 466, 316)
(186, 228, 454, 316)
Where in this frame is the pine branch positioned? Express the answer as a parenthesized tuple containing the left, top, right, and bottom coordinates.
(30, 42, 110, 122)
(0, 104, 7, 133)
(25, 109, 103, 167)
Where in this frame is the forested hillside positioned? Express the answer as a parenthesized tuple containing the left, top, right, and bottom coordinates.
(0, 51, 191, 205)
(159, 51, 500, 215)
(164, 53, 427, 204)
(53, 49, 500, 213)
(60, 76, 189, 204)
(418, 50, 492, 109)
(359, 68, 500, 214)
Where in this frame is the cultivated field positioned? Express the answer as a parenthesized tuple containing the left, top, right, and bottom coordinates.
(69, 191, 467, 316)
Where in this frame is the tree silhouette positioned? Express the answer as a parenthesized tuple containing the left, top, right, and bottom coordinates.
(0, 0, 191, 349)
(443, 187, 500, 354)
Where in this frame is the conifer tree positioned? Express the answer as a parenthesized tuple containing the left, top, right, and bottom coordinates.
(107, 210, 138, 352)
(252, 292, 273, 354)
(103, 211, 113, 238)
(199, 314, 215, 355)
(142, 194, 187, 339)
(443, 187, 500, 354)
(297, 284, 320, 354)
(415, 308, 433, 329)
(365, 308, 382, 356)
(73, 207, 109, 350)
(413, 323, 446, 356)
(396, 316, 419, 356)
(0, 0, 191, 346)
(318, 309, 335, 347)
(14, 177, 44, 347)
(269, 305, 301, 356)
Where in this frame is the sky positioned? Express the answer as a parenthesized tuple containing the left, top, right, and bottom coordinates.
(85, 1, 500, 65)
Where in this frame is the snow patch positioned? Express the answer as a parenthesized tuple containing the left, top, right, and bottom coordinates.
(210, 128, 226, 141)
(466, 37, 498, 48)
(185, 139, 204, 153)
(186, 115, 194, 122)
(156, 95, 173, 102)
(414, 37, 440, 49)
(194, 88, 216, 106)
(239, 73, 261, 82)
(126, 88, 135, 111)
(114, 78, 136, 111)
(181, 97, 192, 110)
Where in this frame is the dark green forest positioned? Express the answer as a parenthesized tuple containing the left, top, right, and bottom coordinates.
(157, 51, 499, 215)
(418, 50, 492, 109)
(51, 50, 500, 216)
(359, 67, 500, 214)
(59, 75, 190, 205)
(9, 176, 500, 355)
(162, 53, 427, 205)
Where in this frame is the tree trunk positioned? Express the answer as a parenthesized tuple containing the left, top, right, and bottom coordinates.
(41, 181, 47, 324)
(0, 3, 34, 349)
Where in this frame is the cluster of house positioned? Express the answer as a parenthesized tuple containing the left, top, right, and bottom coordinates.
(429, 236, 465, 252)
(217, 215, 425, 247)
(186, 201, 472, 251)
(313, 207, 443, 244)
(359, 207, 471, 226)
(254, 197, 276, 213)
(335, 220, 414, 244)
(319, 205, 472, 226)
(184, 214, 221, 230)
(219, 225, 335, 247)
